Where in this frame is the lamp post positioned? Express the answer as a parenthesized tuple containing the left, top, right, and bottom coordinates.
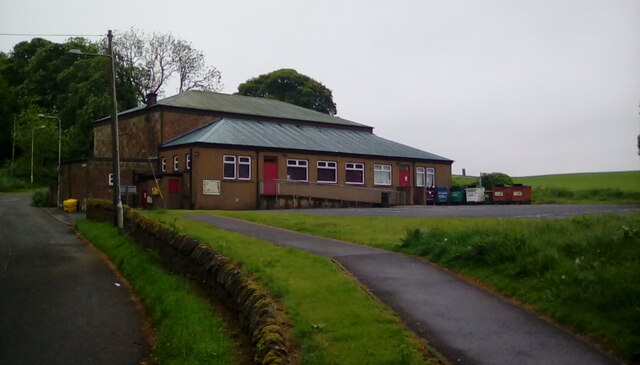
(38, 114, 61, 207)
(69, 29, 122, 229)
(31, 125, 46, 184)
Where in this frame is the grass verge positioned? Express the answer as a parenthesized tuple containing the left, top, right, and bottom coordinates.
(146, 210, 432, 365)
(215, 210, 640, 362)
(76, 220, 238, 365)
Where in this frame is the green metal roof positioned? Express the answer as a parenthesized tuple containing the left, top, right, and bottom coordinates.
(162, 118, 452, 162)
(113, 90, 370, 129)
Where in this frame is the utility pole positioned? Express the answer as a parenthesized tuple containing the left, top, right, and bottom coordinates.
(108, 30, 123, 229)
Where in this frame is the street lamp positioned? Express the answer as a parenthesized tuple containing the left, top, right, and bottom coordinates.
(69, 29, 122, 229)
(31, 125, 46, 184)
(38, 114, 61, 208)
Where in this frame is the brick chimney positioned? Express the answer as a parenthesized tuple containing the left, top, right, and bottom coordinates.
(146, 92, 157, 106)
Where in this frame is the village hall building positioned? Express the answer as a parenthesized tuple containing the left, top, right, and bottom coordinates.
(59, 90, 453, 210)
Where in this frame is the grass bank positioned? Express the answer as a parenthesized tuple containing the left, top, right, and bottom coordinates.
(146, 210, 432, 365)
(216, 210, 640, 361)
(76, 220, 238, 365)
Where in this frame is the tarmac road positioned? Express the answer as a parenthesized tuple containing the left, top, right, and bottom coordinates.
(0, 193, 148, 365)
(189, 214, 621, 365)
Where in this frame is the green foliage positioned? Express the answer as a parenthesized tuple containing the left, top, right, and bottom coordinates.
(0, 37, 139, 167)
(76, 220, 237, 365)
(0, 168, 29, 192)
(480, 172, 513, 190)
(31, 188, 51, 207)
(146, 210, 431, 365)
(398, 215, 640, 360)
(237, 68, 337, 115)
(9, 106, 60, 183)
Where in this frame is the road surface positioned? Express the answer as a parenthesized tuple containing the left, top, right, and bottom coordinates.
(0, 193, 148, 365)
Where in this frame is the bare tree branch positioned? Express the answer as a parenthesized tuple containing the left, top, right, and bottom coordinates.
(112, 27, 222, 104)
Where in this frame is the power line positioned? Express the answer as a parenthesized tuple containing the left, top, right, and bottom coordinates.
(0, 33, 103, 37)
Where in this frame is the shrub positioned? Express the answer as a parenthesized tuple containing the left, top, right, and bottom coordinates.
(31, 189, 52, 207)
(0, 171, 29, 192)
(481, 172, 513, 190)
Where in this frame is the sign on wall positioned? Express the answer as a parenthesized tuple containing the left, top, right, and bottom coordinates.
(203, 180, 221, 195)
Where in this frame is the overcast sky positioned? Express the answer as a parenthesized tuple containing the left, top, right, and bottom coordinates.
(2, 0, 639, 176)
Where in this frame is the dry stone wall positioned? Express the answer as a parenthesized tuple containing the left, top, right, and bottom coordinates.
(86, 199, 290, 365)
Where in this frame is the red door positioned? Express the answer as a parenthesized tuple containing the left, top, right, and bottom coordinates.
(399, 165, 410, 187)
(263, 158, 278, 195)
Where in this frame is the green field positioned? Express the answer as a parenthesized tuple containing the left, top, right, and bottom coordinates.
(512, 171, 640, 191)
(452, 171, 640, 204)
(217, 210, 640, 362)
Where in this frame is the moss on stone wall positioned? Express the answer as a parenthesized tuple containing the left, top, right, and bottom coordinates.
(86, 199, 291, 365)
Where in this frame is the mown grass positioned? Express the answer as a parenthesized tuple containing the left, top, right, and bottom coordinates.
(216, 211, 494, 250)
(76, 220, 238, 365)
(453, 171, 640, 204)
(216, 211, 640, 361)
(146, 210, 431, 365)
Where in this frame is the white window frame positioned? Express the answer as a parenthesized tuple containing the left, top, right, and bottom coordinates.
(161, 158, 167, 172)
(223, 155, 236, 179)
(173, 155, 179, 171)
(108, 173, 114, 186)
(287, 159, 308, 182)
(345, 162, 365, 184)
(426, 167, 436, 187)
(416, 167, 425, 187)
(374, 164, 392, 186)
(185, 154, 191, 170)
(316, 160, 337, 183)
(238, 156, 251, 180)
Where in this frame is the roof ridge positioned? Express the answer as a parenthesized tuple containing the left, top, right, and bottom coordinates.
(162, 119, 219, 145)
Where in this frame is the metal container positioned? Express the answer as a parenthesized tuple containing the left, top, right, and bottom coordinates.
(492, 186, 513, 204)
(465, 187, 486, 204)
(436, 187, 449, 205)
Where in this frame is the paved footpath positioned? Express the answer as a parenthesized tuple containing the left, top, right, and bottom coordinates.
(188, 214, 620, 365)
(0, 194, 148, 365)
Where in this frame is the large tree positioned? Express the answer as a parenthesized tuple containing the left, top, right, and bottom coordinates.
(113, 28, 222, 104)
(236, 69, 337, 115)
(0, 30, 223, 175)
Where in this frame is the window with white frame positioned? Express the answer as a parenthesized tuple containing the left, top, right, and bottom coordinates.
(161, 158, 167, 172)
(345, 162, 364, 184)
(223, 155, 236, 179)
(374, 164, 392, 186)
(186, 154, 191, 170)
(223, 155, 251, 180)
(108, 173, 114, 186)
(416, 167, 425, 187)
(238, 156, 251, 180)
(287, 159, 308, 181)
(426, 167, 435, 187)
(317, 161, 337, 183)
(173, 155, 179, 171)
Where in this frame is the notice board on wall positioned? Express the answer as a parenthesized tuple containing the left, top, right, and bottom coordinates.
(203, 180, 221, 195)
